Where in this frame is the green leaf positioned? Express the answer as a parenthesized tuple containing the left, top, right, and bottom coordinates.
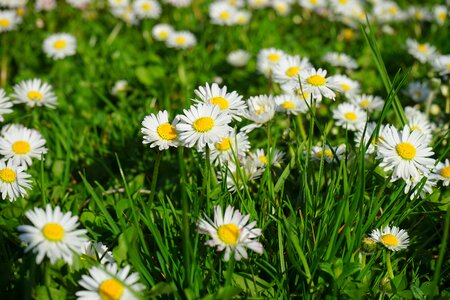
(201, 286, 242, 300)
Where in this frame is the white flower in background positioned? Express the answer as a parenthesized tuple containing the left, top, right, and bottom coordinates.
(241, 95, 276, 132)
(433, 5, 448, 25)
(133, 0, 161, 19)
(354, 122, 385, 155)
(108, 0, 128, 9)
(322, 52, 358, 69)
(197, 205, 263, 261)
(406, 115, 433, 145)
(43, 33, 76, 60)
(194, 82, 247, 121)
(81, 241, 115, 264)
(281, 82, 318, 112)
(407, 6, 432, 22)
(274, 94, 303, 115)
(369, 225, 409, 251)
(111, 79, 128, 96)
(332, 74, 360, 97)
(17, 204, 88, 264)
(404, 173, 436, 200)
(233, 10, 251, 25)
(166, 31, 197, 49)
(111, 5, 139, 25)
(152, 23, 173, 41)
(12, 78, 57, 108)
(0, 125, 47, 167)
(329, 0, 354, 15)
(227, 50, 250, 67)
(35, 0, 57, 11)
(175, 103, 232, 151)
(66, 0, 91, 9)
(217, 157, 264, 192)
(223, 0, 244, 7)
(373, 1, 407, 23)
(272, 0, 291, 16)
(431, 54, 450, 76)
(406, 39, 438, 64)
(299, 0, 326, 12)
(163, 0, 191, 7)
(248, 0, 270, 9)
(0, 10, 20, 32)
(300, 68, 339, 101)
(376, 125, 435, 182)
(432, 159, 450, 186)
(209, 1, 236, 26)
(248, 148, 284, 168)
(257, 48, 286, 77)
(141, 110, 179, 151)
(333, 102, 367, 131)
(350, 94, 384, 112)
(206, 130, 250, 165)
(311, 144, 346, 164)
(0, 159, 31, 201)
(76, 263, 145, 300)
(272, 55, 312, 85)
(403, 81, 431, 102)
(0, 89, 13, 122)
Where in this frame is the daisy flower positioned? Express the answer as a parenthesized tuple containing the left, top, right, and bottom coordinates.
(431, 54, 450, 76)
(43, 33, 76, 60)
(132, 0, 161, 19)
(217, 157, 265, 192)
(141, 110, 179, 151)
(163, 0, 191, 7)
(256, 48, 286, 77)
(233, 10, 251, 25)
(0, 9, 20, 32)
(248, 148, 284, 168)
(223, 0, 244, 7)
(108, 0, 129, 9)
(403, 81, 431, 102)
(197, 205, 263, 261)
(111, 79, 128, 96)
(322, 52, 358, 69)
(152, 23, 173, 41)
(432, 159, 450, 186)
(332, 74, 360, 97)
(376, 125, 435, 182)
(281, 82, 317, 111)
(354, 122, 385, 155)
(333, 102, 367, 131)
(433, 5, 448, 25)
(407, 115, 433, 145)
(166, 31, 197, 49)
(311, 144, 346, 163)
(272, 0, 291, 16)
(0, 159, 31, 201)
(272, 55, 312, 85)
(17, 204, 88, 264)
(194, 83, 246, 121)
(35, 0, 57, 11)
(406, 39, 438, 64)
(206, 131, 250, 165)
(0, 89, 13, 122)
(66, 0, 91, 9)
(227, 50, 250, 67)
(350, 94, 384, 112)
(373, 1, 407, 23)
(404, 173, 436, 200)
(407, 6, 431, 22)
(274, 94, 303, 115)
(369, 225, 409, 251)
(248, 0, 270, 9)
(300, 68, 339, 101)
(0, 125, 47, 167)
(111, 5, 139, 25)
(11, 78, 57, 108)
(209, 2, 236, 26)
(81, 241, 115, 264)
(175, 103, 232, 151)
(241, 95, 276, 132)
(76, 263, 145, 300)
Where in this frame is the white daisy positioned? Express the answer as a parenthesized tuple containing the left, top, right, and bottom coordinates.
(300, 68, 339, 101)
(369, 225, 409, 251)
(43, 33, 76, 60)
(0, 125, 47, 167)
(197, 205, 263, 261)
(299, 0, 326, 11)
(132, 0, 161, 19)
(333, 102, 367, 131)
(81, 241, 115, 264)
(404, 173, 436, 200)
(17, 204, 88, 264)
(166, 31, 196, 49)
(431, 54, 450, 76)
(350, 94, 384, 112)
(11, 78, 57, 108)
(311, 144, 346, 163)
(407, 6, 431, 22)
(433, 5, 448, 25)
(376, 125, 435, 182)
(373, 1, 407, 23)
(354, 122, 385, 155)
(111, 79, 128, 96)
(403, 81, 431, 102)
(194, 82, 246, 121)
(163, 0, 191, 7)
(108, 0, 129, 9)
(0, 9, 20, 32)
(406, 39, 438, 64)
(0, 89, 13, 122)
(322, 52, 358, 69)
(141, 110, 179, 151)
(0, 0, 27, 8)
(227, 49, 250, 67)
(175, 103, 232, 151)
(0, 159, 31, 201)
(76, 263, 145, 300)
(331, 74, 360, 97)
(66, 0, 91, 9)
(272, 0, 291, 16)
(281, 82, 318, 112)
(207, 131, 250, 165)
(407, 115, 433, 145)
(151, 23, 173, 41)
(241, 95, 276, 132)
(224, 0, 244, 7)
(272, 55, 312, 85)
(256, 48, 286, 77)
(209, 2, 236, 26)
(432, 159, 450, 186)
(274, 94, 303, 115)
(248, 0, 270, 9)
(35, 0, 57, 11)
(248, 148, 284, 168)
(111, 5, 139, 25)
(233, 10, 251, 25)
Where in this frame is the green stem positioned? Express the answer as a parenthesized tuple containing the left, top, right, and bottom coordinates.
(179, 148, 191, 287)
(204, 147, 211, 210)
(225, 254, 235, 287)
(386, 251, 394, 279)
(148, 151, 162, 208)
(431, 203, 450, 295)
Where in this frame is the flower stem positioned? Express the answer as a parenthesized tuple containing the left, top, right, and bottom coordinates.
(225, 254, 235, 287)
(149, 151, 162, 208)
(386, 251, 394, 279)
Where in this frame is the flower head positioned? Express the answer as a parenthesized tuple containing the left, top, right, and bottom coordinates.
(12, 78, 57, 108)
(141, 110, 179, 151)
(369, 225, 409, 251)
(0, 159, 31, 201)
(43, 33, 77, 60)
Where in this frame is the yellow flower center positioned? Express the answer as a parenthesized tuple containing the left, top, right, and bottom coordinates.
(344, 112, 357, 121)
(219, 11, 230, 20)
(175, 36, 186, 45)
(417, 43, 428, 53)
(282, 101, 295, 109)
(342, 28, 354, 41)
(307, 74, 326, 86)
(217, 223, 240, 245)
(341, 83, 350, 92)
(215, 137, 231, 151)
(409, 125, 422, 133)
(0, 18, 11, 27)
(285, 66, 300, 77)
(158, 31, 168, 39)
(156, 123, 177, 141)
(141, 3, 152, 11)
(53, 40, 67, 49)
(259, 154, 268, 164)
(360, 99, 370, 108)
(395, 142, 416, 160)
(440, 166, 450, 178)
(255, 106, 266, 115)
(12, 140, 31, 154)
(210, 96, 229, 110)
(310, 0, 318, 3)
(275, 4, 287, 13)
(98, 279, 124, 300)
(193, 117, 214, 132)
(380, 233, 399, 246)
(438, 12, 446, 21)
(0, 168, 16, 183)
(267, 53, 280, 62)
(446, 63, 450, 69)
(388, 6, 398, 15)
(27, 91, 43, 101)
(42, 223, 65, 241)
(317, 149, 333, 158)
(338, 0, 348, 3)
